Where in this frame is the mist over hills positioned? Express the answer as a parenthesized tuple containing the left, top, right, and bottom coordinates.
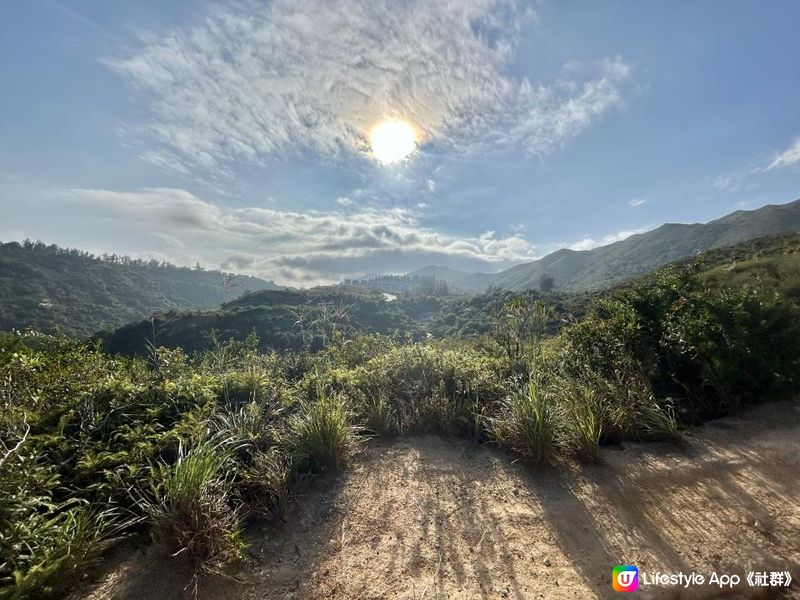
(411, 198, 800, 292)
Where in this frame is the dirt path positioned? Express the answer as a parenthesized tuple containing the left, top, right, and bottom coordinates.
(85, 401, 800, 599)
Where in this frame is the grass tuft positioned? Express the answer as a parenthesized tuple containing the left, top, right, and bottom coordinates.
(489, 377, 557, 462)
(5, 504, 129, 599)
(288, 393, 361, 471)
(136, 436, 245, 589)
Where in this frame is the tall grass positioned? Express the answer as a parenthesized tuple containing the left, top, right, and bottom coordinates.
(3, 504, 127, 599)
(241, 449, 293, 520)
(489, 377, 557, 462)
(136, 436, 244, 587)
(556, 364, 677, 459)
(288, 393, 361, 471)
(559, 383, 605, 461)
(361, 395, 394, 436)
(210, 399, 280, 447)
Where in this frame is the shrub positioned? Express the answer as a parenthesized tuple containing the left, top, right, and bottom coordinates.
(343, 344, 505, 435)
(560, 267, 800, 424)
(661, 287, 800, 419)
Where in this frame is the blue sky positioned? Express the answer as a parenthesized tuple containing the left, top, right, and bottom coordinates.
(1, 0, 799, 286)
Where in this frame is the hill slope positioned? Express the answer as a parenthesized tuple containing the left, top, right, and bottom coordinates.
(416, 198, 800, 292)
(0, 241, 282, 338)
(101, 287, 427, 355)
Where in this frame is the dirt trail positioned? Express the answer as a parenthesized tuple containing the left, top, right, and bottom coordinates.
(85, 401, 800, 599)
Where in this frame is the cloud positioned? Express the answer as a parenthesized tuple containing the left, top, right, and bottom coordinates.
(62, 187, 539, 285)
(765, 138, 800, 171)
(108, 0, 631, 176)
(568, 228, 645, 251)
(711, 170, 759, 194)
(713, 173, 745, 192)
(335, 196, 355, 207)
(628, 198, 647, 208)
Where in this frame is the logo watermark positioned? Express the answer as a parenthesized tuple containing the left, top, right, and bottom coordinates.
(612, 566, 639, 592)
(612, 567, 792, 592)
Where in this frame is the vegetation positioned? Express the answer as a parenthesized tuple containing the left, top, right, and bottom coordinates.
(287, 393, 360, 471)
(101, 285, 590, 356)
(0, 240, 281, 338)
(2, 233, 800, 598)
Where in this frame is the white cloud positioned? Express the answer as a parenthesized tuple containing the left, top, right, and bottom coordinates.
(711, 170, 759, 194)
(108, 0, 631, 176)
(765, 138, 800, 171)
(568, 228, 645, 251)
(335, 196, 355, 207)
(713, 173, 745, 192)
(61, 187, 539, 285)
(628, 198, 647, 208)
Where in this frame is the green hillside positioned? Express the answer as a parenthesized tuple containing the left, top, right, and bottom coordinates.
(6, 230, 800, 599)
(101, 287, 430, 355)
(670, 230, 800, 300)
(0, 240, 282, 338)
(415, 198, 800, 292)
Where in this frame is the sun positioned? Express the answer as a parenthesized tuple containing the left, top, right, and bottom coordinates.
(369, 120, 417, 164)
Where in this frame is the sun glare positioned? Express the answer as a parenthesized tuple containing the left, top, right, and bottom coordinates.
(369, 120, 417, 164)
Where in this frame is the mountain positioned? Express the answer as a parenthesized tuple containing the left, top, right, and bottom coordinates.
(414, 198, 800, 292)
(0, 240, 282, 338)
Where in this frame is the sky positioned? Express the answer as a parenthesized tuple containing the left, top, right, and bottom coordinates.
(1, 0, 799, 287)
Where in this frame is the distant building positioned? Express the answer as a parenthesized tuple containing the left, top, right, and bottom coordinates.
(342, 273, 447, 295)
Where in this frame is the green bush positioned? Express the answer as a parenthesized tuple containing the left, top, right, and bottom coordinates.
(343, 344, 505, 435)
(559, 267, 800, 424)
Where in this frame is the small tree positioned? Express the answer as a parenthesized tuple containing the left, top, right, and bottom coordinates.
(494, 297, 553, 360)
(538, 273, 555, 292)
